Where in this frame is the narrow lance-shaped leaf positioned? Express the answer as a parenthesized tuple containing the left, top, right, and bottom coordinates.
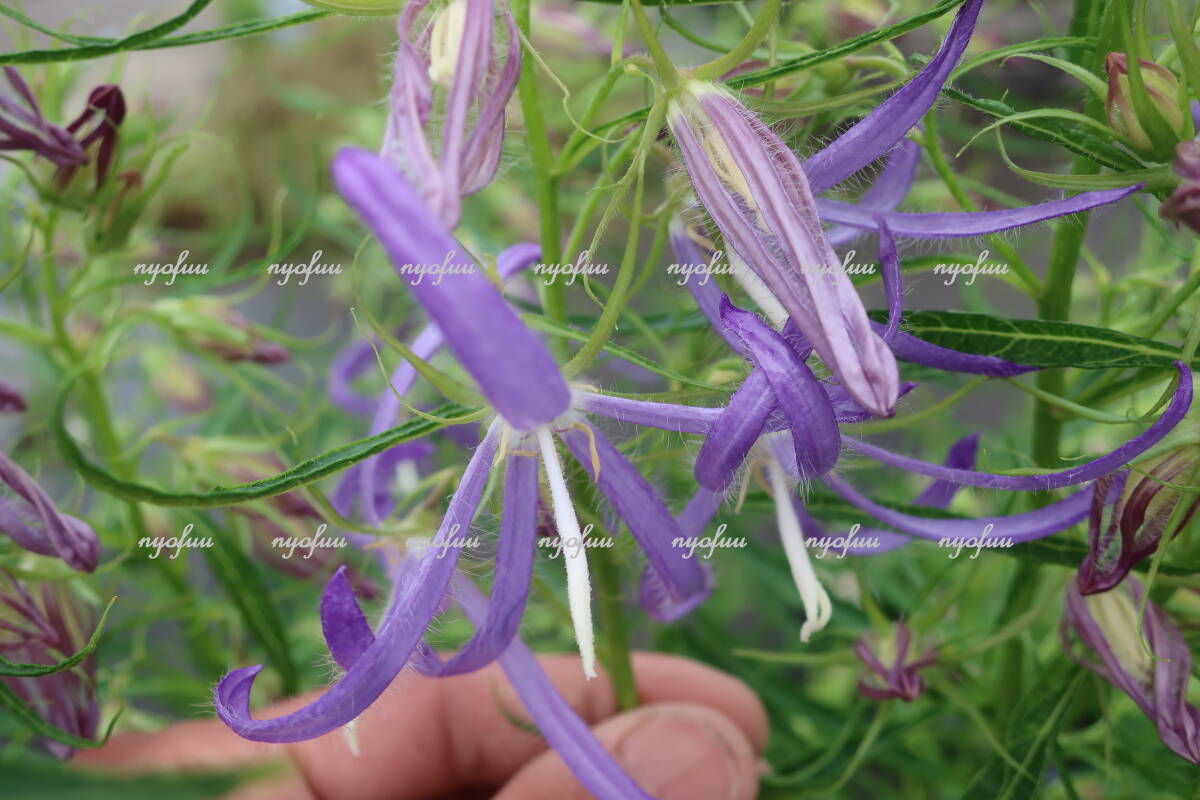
(867, 309, 1200, 370)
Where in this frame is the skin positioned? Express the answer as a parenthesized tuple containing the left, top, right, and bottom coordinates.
(76, 652, 769, 800)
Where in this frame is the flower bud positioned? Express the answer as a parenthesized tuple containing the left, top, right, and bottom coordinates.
(142, 346, 210, 413)
(1160, 141, 1200, 234)
(854, 623, 935, 702)
(1063, 578, 1200, 763)
(148, 297, 289, 365)
(0, 573, 100, 758)
(1077, 446, 1200, 594)
(1105, 53, 1186, 155)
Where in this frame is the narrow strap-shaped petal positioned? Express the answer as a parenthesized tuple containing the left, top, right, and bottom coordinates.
(359, 324, 445, 526)
(423, 444, 540, 675)
(845, 362, 1191, 491)
(876, 217, 903, 342)
(804, 0, 984, 193)
(720, 300, 840, 478)
(320, 566, 376, 671)
(914, 433, 981, 507)
(333, 148, 571, 430)
(817, 185, 1139, 239)
(577, 392, 721, 434)
(331, 441, 434, 522)
(453, 577, 656, 799)
(496, 241, 541, 280)
(694, 368, 774, 490)
(827, 140, 921, 247)
(824, 473, 1093, 543)
(558, 423, 711, 617)
(668, 221, 744, 352)
(328, 339, 381, 416)
(790, 500, 912, 555)
(639, 488, 722, 622)
(876, 323, 1038, 376)
(215, 422, 500, 743)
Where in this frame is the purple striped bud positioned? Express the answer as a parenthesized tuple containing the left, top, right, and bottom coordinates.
(667, 81, 899, 418)
(1105, 53, 1186, 155)
(0, 573, 100, 758)
(1078, 446, 1200, 594)
(0, 452, 99, 572)
(1063, 578, 1200, 764)
(383, 0, 520, 228)
(1160, 141, 1200, 234)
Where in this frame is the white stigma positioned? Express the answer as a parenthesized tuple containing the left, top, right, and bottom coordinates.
(729, 251, 789, 330)
(767, 459, 832, 642)
(535, 426, 597, 679)
(428, 0, 468, 88)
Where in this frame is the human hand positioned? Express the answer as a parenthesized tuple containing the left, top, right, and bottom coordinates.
(76, 652, 768, 799)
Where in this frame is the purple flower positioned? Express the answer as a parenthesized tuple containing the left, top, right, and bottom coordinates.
(0, 451, 100, 572)
(1077, 445, 1200, 594)
(668, 79, 900, 419)
(594, 226, 1193, 638)
(1062, 577, 1200, 764)
(0, 68, 125, 190)
(54, 83, 126, 190)
(382, 0, 519, 227)
(0, 68, 87, 167)
(214, 149, 717, 743)
(0, 572, 100, 758)
(855, 623, 936, 702)
(669, 0, 1142, 416)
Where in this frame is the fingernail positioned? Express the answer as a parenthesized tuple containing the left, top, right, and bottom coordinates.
(615, 706, 752, 800)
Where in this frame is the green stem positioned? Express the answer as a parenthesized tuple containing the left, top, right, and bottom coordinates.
(563, 103, 664, 377)
(513, 0, 566, 339)
(691, 0, 782, 82)
(629, 0, 681, 89)
(591, 544, 638, 710)
(40, 215, 225, 678)
(922, 110, 1041, 296)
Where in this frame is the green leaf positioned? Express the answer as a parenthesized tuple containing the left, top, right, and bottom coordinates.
(867, 309, 1193, 370)
(0, 0, 215, 65)
(54, 371, 474, 507)
(961, 669, 1085, 799)
(726, 0, 969, 89)
(193, 515, 298, 696)
(0, 597, 116, 678)
(943, 88, 1146, 173)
